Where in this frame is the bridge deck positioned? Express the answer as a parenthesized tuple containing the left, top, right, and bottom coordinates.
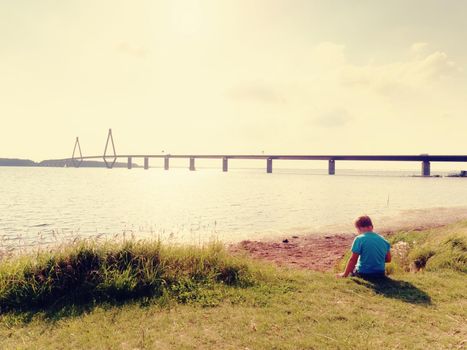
(64, 131, 466, 174)
(58, 154, 467, 162)
(56, 154, 467, 176)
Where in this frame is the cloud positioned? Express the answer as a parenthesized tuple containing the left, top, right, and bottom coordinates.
(312, 109, 353, 128)
(115, 42, 149, 57)
(226, 82, 286, 104)
(410, 42, 429, 56)
(312, 42, 346, 68)
(340, 46, 458, 94)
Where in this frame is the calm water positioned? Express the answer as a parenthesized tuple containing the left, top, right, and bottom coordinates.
(1, 167, 467, 250)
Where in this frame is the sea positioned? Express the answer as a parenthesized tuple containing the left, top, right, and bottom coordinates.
(1, 166, 467, 253)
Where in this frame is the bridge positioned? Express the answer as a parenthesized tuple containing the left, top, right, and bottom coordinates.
(60, 129, 467, 176)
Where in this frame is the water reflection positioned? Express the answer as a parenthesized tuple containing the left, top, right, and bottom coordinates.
(1, 167, 467, 253)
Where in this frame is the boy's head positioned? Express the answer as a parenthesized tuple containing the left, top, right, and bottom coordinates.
(354, 215, 374, 234)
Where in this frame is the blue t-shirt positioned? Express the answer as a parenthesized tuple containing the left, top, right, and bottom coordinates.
(351, 231, 390, 274)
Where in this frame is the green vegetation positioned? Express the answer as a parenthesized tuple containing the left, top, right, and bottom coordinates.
(389, 221, 467, 273)
(0, 241, 252, 313)
(0, 222, 466, 349)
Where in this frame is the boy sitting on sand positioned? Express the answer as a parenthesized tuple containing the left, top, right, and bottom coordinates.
(337, 215, 391, 278)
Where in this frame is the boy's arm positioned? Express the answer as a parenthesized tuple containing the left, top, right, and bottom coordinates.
(385, 250, 391, 263)
(337, 253, 359, 278)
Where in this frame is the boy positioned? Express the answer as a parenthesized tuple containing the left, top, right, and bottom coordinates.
(337, 215, 391, 278)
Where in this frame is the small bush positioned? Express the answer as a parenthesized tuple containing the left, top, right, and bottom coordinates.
(0, 241, 254, 312)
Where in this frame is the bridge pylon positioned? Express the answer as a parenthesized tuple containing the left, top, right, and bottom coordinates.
(103, 128, 117, 169)
(71, 137, 83, 168)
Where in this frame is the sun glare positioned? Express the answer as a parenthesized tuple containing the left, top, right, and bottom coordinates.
(169, 0, 205, 38)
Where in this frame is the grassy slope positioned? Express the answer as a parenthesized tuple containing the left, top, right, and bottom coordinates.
(1, 223, 466, 350)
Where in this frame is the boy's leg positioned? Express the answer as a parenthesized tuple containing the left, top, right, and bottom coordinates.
(357, 272, 387, 281)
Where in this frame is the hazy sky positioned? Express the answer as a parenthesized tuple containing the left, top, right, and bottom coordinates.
(1, 0, 466, 161)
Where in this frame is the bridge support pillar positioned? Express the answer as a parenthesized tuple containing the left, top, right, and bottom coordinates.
(328, 159, 335, 175)
(164, 156, 169, 170)
(422, 160, 430, 177)
(189, 157, 195, 171)
(144, 157, 149, 170)
(266, 158, 273, 173)
(127, 157, 132, 169)
(222, 157, 228, 172)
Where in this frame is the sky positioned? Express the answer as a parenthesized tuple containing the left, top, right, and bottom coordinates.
(1, 0, 466, 165)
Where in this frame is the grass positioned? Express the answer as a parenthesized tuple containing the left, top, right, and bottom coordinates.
(0, 241, 252, 313)
(0, 222, 466, 349)
(388, 221, 467, 273)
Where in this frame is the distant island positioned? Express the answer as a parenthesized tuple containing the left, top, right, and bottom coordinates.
(0, 158, 140, 168)
(0, 158, 36, 167)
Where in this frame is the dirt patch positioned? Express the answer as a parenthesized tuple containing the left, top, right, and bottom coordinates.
(229, 234, 354, 272)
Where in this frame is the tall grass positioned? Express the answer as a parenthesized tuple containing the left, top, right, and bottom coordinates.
(0, 240, 253, 312)
(389, 221, 467, 273)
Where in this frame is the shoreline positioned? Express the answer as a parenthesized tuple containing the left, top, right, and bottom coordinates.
(2, 206, 467, 266)
(229, 207, 467, 272)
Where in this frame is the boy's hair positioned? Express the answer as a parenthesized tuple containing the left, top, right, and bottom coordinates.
(355, 215, 373, 228)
